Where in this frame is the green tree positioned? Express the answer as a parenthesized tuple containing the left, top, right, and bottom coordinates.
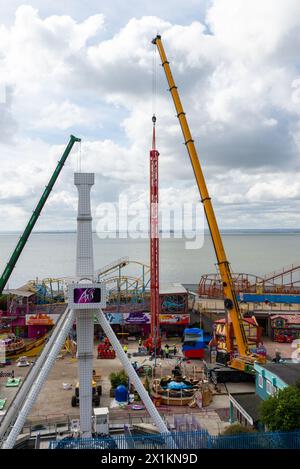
(260, 385, 300, 431)
(109, 370, 128, 389)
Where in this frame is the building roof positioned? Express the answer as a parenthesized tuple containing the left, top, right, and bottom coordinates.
(271, 314, 300, 324)
(229, 393, 261, 424)
(93, 407, 109, 416)
(4, 286, 35, 298)
(215, 317, 258, 326)
(262, 363, 300, 386)
(159, 283, 187, 295)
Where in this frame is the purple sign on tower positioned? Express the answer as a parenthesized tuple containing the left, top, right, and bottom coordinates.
(73, 287, 101, 304)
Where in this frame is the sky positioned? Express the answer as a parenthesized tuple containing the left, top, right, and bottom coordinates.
(1, 0, 300, 231)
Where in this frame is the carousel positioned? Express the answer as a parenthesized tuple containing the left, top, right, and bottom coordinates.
(151, 365, 212, 407)
(0, 333, 46, 359)
(0, 334, 26, 357)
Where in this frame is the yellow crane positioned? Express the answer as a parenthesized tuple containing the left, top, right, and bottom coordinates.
(152, 35, 265, 374)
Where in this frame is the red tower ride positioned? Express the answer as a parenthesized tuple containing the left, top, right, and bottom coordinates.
(149, 115, 161, 352)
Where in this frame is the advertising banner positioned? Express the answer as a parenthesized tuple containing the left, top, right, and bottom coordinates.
(102, 312, 150, 325)
(102, 313, 122, 325)
(159, 314, 190, 325)
(124, 312, 150, 324)
(25, 313, 60, 326)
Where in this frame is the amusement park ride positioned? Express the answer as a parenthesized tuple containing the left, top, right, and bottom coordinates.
(1, 34, 293, 447)
(145, 114, 161, 355)
(0, 162, 168, 448)
(199, 265, 300, 298)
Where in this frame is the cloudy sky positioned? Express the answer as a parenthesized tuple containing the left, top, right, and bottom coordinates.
(1, 0, 300, 231)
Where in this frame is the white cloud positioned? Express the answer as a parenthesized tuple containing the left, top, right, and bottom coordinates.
(207, 0, 300, 60)
(4, 6, 104, 90)
(0, 2, 300, 232)
(37, 100, 92, 130)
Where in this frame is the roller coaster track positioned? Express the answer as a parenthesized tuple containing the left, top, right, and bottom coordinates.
(25, 259, 150, 303)
(96, 256, 129, 278)
(261, 262, 300, 285)
(199, 263, 300, 298)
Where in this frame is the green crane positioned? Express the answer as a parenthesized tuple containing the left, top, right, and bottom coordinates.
(0, 134, 81, 294)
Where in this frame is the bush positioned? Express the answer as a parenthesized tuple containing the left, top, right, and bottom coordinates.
(109, 370, 128, 389)
(259, 385, 300, 432)
(221, 424, 256, 436)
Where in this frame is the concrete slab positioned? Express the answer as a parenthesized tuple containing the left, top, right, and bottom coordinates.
(225, 382, 256, 394)
(206, 394, 229, 409)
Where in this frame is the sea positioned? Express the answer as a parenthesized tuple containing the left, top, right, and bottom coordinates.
(0, 230, 300, 289)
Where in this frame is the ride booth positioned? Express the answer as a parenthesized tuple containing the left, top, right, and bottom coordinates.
(182, 328, 206, 359)
(271, 314, 300, 342)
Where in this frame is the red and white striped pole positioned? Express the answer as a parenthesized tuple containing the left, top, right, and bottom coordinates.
(150, 115, 160, 350)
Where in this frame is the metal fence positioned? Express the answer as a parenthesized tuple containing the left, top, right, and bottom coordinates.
(207, 430, 300, 449)
(49, 429, 300, 450)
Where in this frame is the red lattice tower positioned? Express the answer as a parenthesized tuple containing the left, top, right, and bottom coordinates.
(150, 115, 160, 345)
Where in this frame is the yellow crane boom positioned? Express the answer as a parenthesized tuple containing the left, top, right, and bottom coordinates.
(152, 35, 264, 373)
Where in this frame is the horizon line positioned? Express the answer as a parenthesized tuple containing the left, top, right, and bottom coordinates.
(0, 228, 300, 234)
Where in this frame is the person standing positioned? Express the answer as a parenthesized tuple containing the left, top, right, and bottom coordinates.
(274, 349, 281, 363)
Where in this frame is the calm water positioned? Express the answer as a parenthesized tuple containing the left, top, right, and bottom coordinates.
(0, 232, 299, 288)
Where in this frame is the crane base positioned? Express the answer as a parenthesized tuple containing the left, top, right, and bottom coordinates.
(205, 363, 255, 384)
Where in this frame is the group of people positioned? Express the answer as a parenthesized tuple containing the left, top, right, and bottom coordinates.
(161, 344, 177, 359)
(123, 339, 178, 359)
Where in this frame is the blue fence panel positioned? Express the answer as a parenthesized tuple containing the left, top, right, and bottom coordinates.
(49, 429, 300, 450)
(209, 430, 300, 449)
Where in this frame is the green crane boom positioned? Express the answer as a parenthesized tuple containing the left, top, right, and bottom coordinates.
(0, 134, 81, 294)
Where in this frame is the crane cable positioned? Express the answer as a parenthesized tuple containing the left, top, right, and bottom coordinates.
(152, 41, 158, 139)
(76, 139, 82, 173)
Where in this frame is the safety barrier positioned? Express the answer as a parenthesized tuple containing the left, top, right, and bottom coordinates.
(49, 429, 300, 449)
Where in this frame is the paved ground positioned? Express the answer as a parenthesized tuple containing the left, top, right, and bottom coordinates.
(263, 337, 294, 359)
(0, 337, 292, 436)
(26, 339, 210, 423)
(0, 364, 32, 416)
(0, 340, 195, 415)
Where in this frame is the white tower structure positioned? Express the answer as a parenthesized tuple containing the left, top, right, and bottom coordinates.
(1, 171, 169, 449)
(74, 172, 95, 437)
